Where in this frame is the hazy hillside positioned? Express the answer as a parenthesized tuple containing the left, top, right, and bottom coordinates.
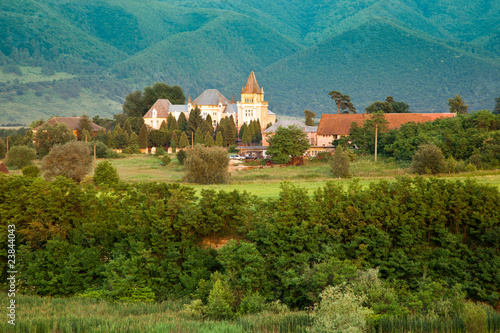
(0, 0, 498, 125)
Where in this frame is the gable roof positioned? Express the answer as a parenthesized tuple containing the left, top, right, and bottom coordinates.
(193, 89, 229, 105)
(33, 117, 104, 132)
(317, 113, 456, 136)
(263, 120, 317, 133)
(242, 71, 261, 94)
(143, 99, 171, 118)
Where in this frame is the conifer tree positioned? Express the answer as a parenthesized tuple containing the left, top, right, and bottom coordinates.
(178, 112, 188, 133)
(113, 124, 128, 149)
(215, 131, 223, 147)
(179, 132, 189, 148)
(123, 118, 133, 135)
(228, 115, 237, 145)
(204, 132, 214, 147)
(239, 123, 247, 140)
(242, 126, 252, 145)
(160, 120, 168, 131)
(188, 106, 202, 141)
(194, 128, 204, 145)
(171, 131, 179, 148)
(138, 124, 148, 149)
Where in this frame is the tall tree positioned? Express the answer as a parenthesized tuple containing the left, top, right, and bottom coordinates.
(194, 128, 204, 145)
(187, 106, 203, 142)
(448, 94, 468, 114)
(77, 114, 93, 141)
(227, 116, 238, 146)
(328, 91, 356, 114)
(239, 123, 247, 140)
(35, 123, 75, 157)
(178, 112, 188, 133)
(242, 126, 252, 145)
(179, 132, 189, 148)
(215, 131, 223, 147)
(138, 124, 148, 149)
(494, 97, 500, 115)
(204, 132, 214, 147)
(304, 109, 316, 126)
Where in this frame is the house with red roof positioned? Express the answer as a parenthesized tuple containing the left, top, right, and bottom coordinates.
(317, 113, 456, 146)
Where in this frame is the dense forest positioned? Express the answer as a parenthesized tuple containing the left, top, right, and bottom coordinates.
(0, 176, 499, 326)
(0, 0, 499, 125)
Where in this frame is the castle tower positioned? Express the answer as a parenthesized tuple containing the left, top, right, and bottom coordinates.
(237, 71, 274, 130)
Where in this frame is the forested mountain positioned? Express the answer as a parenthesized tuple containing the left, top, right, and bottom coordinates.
(0, 0, 498, 125)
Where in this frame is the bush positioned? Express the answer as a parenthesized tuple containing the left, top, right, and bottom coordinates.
(22, 165, 40, 178)
(4, 145, 37, 169)
(411, 143, 445, 174)
(330, 147, 350, 178)
(176, 150, 187, 165)
(123, 144, 141, 154)
(89, 141, 109, 158)
(465, 163, 477, 173)
(228, 145, 238, 153)
(462, 302, 487, 333)
(94, 161, 119, 186)
(41, 141, 92, 182)
(238, 293, 266, 315)
(184, 146, 229, 184)
(154, 146, 166, 157)
(310, 284, 373, 333)
(160, 155, 171, 166)
(104, 148, 121, 159)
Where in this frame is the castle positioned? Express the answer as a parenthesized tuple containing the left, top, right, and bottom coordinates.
(143, 71, 276, 131)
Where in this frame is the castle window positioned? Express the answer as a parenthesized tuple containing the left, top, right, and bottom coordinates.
(152, 110, 157, 118)
(245, 98, 253, 103)
(245, 110, 253, 117)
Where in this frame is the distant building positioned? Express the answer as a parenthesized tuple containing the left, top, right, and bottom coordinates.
(143, 71, 276, 131)
(32, 117, 104, 137)
(316, 113, 456, 146)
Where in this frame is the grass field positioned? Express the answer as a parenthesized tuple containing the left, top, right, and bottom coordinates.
(105, 154, 500, 198)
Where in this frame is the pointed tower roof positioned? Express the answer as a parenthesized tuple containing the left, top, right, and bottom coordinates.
(188, 95, 192, 103)
(242, 71, 261, 94)
(231, 94, 235, 104)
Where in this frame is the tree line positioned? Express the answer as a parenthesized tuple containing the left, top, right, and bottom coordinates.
(0, 176, 498, 324)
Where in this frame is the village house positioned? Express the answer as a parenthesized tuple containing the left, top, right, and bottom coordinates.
(316, 113, 456, 146)
(32, 117, 104, 138)
(143, 71, 276, 131)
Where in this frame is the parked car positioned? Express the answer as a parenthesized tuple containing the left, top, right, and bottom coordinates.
(229, 154, 245, 160)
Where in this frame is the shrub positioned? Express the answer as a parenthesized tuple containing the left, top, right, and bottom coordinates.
(176, 150, 187, 165)
(184, 145, 229, 184)
(160, 155, 171, 166)
(94, 161, 119, 186)
(228, 145, 238, 153)
(411, 143, 445, 174)
(207, 278, 234, 320)
(123, 144, 141, 154)
(462, 302, 487, 333)
(22, 165, 40, 178)
(104, 148, 121, 159)
(4, 145, 37, 169)
(89, 141, 109, 158)
(41, 141, 92, 182)
(154, 146, 166, 157)
(310, 284, 373, 333)
(238, 293, 266, 315)
(330, 147, 350, 178)
(465, 163, 477, 173)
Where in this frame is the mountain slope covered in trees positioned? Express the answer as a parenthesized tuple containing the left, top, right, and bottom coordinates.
(0, 0, 498, 125)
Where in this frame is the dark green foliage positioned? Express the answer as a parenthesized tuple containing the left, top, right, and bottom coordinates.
(330, 147, 350, 178)
(177, 112, 188, 133)
(91, 141, 109, 158)
(123, 83, 185, 118)
(184, 146, 229, 184)
(77, 114, 93, 140)
(22, 165, 40, 178)
(448, 94, 469, 114)
(35, 123, 75, 157)
(204, 132, 214, 147)
(0, 139, 6, 159)
(266, 125, 310, 164)
(41, 141, 92, 182)
(176, 149, 187, 165)
(160, 155, 171, 166)
(179, 132, 189, 148)
(112, 124, 128, 149)
(4, 145, 36, 169)
(494, 97, 500, 115)
(304, 109, 316, 125)
(411, 143, 446, 174)
(194, 128, 204, 145)
(188, 107, 203, 141)
(366, 97, 410, 114)
(94, 161, 119, 186)
(328, 90, 356, 114)
(215, 131, 223, 147)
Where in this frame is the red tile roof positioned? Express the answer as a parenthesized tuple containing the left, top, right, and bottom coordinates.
(317, 113, 456, 136)
(33, 117, 104, 132)
(143, 99, 171, 118)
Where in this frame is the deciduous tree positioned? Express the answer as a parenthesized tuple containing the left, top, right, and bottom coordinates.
(41, 141, 92, 182)
(328, 91, 356, 114)
(5, 145, 36, 169)
(184, 145, 229, 184)
(304, 109, 316, 126)
(35, 123, 75, 157)
(266, 125, 310, 164)
(448, 94, 468, 114)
